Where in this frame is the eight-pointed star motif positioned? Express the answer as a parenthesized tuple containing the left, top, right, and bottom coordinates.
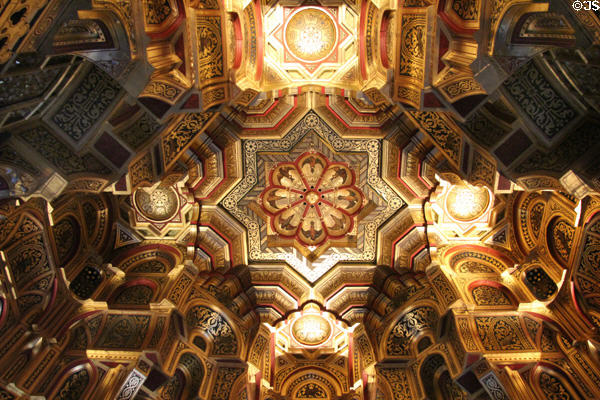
(260, 152, 364, 247)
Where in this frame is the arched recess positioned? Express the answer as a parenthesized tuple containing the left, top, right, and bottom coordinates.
(184, 302, 243, 358)
(79, 195, 112, 253)
(546, 216, 575, 267)
(0, 163, 39, 198)
(69, 265, 103, 300)
(530, 364, 584, 400)
(50, 7, 137, 85)
(419, 353, 468, 400)
(164, 351, 205, 400)
(109, 279, 157, 307)
(47, 360, 97, 400)
(114, 244, 181, 274)
(443, 244, 513, 275)
(468, 280, 518, 309)
(159, 369, 186, 400)
(381, 301, 441, 359)
(281, 368, 343, 400)
(493, 3, 576, 58)
(512, 191, 547, 254)
(0, 209, 57, 321)
(52, 215, 81, 267)
(522, 264, 558, 301)
(110, 244, 181, 304)
(572, 212, 600, 329)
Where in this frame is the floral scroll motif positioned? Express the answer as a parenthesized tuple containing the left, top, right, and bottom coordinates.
(197, 16, 224, 81)
(539, 372, 576, 400)
(503, 61, 577, 139)
(52, 67, 120, 142)
(186, 305, 238, 355)
(55, 369, 90, 400)
(386, 306, 438, 356)
(295, 382, 328, 398)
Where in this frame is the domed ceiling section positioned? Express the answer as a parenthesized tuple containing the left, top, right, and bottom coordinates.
(232, 0, 389, 91)
(221, 111, 404, 282)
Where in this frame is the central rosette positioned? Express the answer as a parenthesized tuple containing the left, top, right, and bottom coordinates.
(260, 152, 364, 247)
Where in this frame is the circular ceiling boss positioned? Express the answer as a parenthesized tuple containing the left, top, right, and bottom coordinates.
(134, 186, 179, 222)
(284, 7, 338, 63)
(291, 314, 332, 346)
(445, 184, 491, 222)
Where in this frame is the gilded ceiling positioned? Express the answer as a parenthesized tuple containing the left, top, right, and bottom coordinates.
(0, 0, 600, 399)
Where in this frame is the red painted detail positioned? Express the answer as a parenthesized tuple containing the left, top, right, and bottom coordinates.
(359, 0, 368, 79)
(50, 359, 98, 398)
(571, 281, 595, 328)
(193, 148, 228, 200)
(380, 11, 391, 69)
(0, 298, 6, 328)
(466, 354, 480, 366)
(397, 146, 420, 198)
(585, 210, 600, 225)
(196, 243, 217, 270)
(325, 283, 371, 303)
(146, 353, 159, 364)
(522, 311, 559, 326)
(255, 371, 262, 399)
(325, 95, 378, 131)
(390, 224, 424, 268)
(248, 98, 281, 117)
(496, 174, 512, 191)
(45, 277, 59, 312)
(60, 310, 102, 337)
(444, 244, 515, 267)
(343, 97, 377, 117)
(147, 0, 186, 40)
(115, 174, 128, 191)
(409, 244, 427, 270)
(191, 148, 209, 191)
(467, 279, 518, 305)
(111, 244, 181, 267)
(270, 332, 276, 385)
(109, 103, 140, 126)
(505, 363, 528, 370)
(109, 279, 158, 304)
(260, 151, 363, 246)
(182, 94, 199, 109)
(254, 0, 264, 81)
(175, 34, 186, 75)
(242, 95, 298, 132)
(232, 13, 243, 69)
(348, 332, 354, 383)
(423, 92, 443, 108)
(416, 158, 433, 190)
(198, 223, 233, 270)
(437, 0, 476, 35)
(438, 29, 449, 73)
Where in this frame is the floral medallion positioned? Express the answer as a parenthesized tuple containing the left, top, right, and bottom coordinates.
(260, 152, 364, 247)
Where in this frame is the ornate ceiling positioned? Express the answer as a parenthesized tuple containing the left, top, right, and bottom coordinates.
(0, 0, 600, 400)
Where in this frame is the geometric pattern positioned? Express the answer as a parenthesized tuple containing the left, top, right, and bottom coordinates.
(221, 111, 404, 282)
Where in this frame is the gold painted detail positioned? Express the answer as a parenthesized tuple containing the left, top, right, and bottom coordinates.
(446, 184, 490, 222)
(260, 152, 364, 247)
(284, 8, 337, 62)
(291, 314, 332, 346)
(134, 186, 179, 221)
